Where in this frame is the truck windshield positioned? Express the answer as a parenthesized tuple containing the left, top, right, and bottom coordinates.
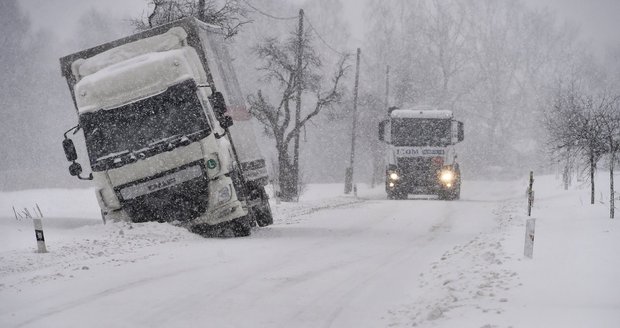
(80, 80, 211, 169)
(391, 118, 451, 147)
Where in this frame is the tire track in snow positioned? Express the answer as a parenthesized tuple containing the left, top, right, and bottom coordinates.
(13, 265, 205, 328)
(270, 200, 460, 327)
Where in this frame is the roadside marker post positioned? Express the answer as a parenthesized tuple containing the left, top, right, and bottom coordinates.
(33, 218, 48, 253)
(524, 218, 535, 258)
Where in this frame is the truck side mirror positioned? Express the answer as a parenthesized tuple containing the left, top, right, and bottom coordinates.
(69, 162, 82, 176)
(220, 115, 233, 129)
(451, 120, 465, 144)
(378, 120, 386, 142)
(63, 138, 77, 162)
(210, 91, 234, 129)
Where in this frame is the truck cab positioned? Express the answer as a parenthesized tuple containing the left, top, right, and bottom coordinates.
(379, 107, 464, 200)
(59, 18, 272, 237)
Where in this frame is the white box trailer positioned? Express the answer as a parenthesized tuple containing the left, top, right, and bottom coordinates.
(59, 18, 272, 237)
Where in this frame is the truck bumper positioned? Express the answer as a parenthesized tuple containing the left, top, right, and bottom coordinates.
(386, 169, 459, 196)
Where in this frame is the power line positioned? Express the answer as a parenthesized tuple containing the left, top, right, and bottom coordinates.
(242, 0, 298, 21)
(242, 2, 349, 57)
(304, 15, 350, 57)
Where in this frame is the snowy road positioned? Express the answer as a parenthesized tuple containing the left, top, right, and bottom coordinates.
(2, 178, 618, 327)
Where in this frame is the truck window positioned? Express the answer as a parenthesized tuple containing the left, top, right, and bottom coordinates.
(391, 118, 451, 147)
(80, 80, 211, 168)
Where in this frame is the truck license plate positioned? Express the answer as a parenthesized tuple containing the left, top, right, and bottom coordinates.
(119, 165, 203, 200)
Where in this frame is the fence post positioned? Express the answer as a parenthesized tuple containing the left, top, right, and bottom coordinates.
(528, 171, 534, 216)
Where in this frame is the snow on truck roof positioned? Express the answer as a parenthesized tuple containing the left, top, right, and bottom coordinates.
(75, 46, 208, 114)
(390, 108, 453, 119)
(72, 27, 188, 80)
(73, 27, 208, 114)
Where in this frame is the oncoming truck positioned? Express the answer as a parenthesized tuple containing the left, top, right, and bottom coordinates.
(378, 107, 464, 200)
(59, 18, 272, 237)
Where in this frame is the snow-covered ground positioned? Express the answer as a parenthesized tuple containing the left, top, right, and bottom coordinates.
(1, 175, 618, 327)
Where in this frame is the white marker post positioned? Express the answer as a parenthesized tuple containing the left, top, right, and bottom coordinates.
(524, 218, 535, 258)
(33, 218, 48, 253)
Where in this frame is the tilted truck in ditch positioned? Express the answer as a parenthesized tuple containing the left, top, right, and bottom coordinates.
(59, 18, 272, 237)
(378, 107, 464, 200)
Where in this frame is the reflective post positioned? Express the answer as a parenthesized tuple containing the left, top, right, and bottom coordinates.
(524, 218, 536, 258)
(33, 218, 47, 253)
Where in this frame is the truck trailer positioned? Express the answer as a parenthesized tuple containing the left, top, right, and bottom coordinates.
(379, 106, 464, 200)
(59, 18, 272, 237)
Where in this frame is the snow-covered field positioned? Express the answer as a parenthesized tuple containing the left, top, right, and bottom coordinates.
(1, 175, 618, 327)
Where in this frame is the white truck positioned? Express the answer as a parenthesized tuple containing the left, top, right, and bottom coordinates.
(59, 18, 272, 237)
(378, 106, 464, 200)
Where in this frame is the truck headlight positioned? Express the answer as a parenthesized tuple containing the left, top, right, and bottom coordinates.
(389, 172, 399, 180)
(440, 170, 455, 183)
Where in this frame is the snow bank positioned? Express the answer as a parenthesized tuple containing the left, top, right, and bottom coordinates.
(389, 174, 620, 327)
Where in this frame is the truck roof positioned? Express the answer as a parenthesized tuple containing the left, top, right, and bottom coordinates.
(59, 18, 218, 113)
(390, 108, 453, 119)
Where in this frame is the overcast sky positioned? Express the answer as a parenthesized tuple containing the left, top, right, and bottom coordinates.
(20, 0, 619, 54)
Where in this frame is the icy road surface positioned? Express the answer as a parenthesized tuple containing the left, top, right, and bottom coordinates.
(1, 178, 619, 327)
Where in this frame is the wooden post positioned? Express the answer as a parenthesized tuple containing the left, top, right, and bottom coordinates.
(527, 171, 534, 216)
(524, 218, 536, 258)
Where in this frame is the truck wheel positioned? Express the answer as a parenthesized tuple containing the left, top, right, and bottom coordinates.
(254, 202, 273, 227)
(439, 186, 460, 201)
(453, 184, 461, 200)
(387, 189, 396, 200)
(191, 215, 252, 238)
(387, 188, 406, 200)
(254, 188, 274, 227)
(232, 215, 252, 237)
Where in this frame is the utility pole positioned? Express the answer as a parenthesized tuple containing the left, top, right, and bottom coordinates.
(384, 65, 390, 111)
(345, 48, 361, 194)
(293, 9, 304, 200)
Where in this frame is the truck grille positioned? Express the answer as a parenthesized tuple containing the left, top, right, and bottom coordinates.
(397, 157, 441, 187)
(116, 162, 209, 222)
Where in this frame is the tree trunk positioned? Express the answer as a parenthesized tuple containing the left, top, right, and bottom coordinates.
(610, 143, 615, 219)
(563, 165, 569, 190)
(198, 0, 205, 21)
(278, 148, 297, 202)
(590, 147, 595, 205)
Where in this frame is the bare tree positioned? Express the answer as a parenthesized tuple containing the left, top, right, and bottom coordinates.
(545, 84, 608, 205)
(248, 30, 349, 201)
(595, 95, 620, 218)
(133, 0, 250, 37)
